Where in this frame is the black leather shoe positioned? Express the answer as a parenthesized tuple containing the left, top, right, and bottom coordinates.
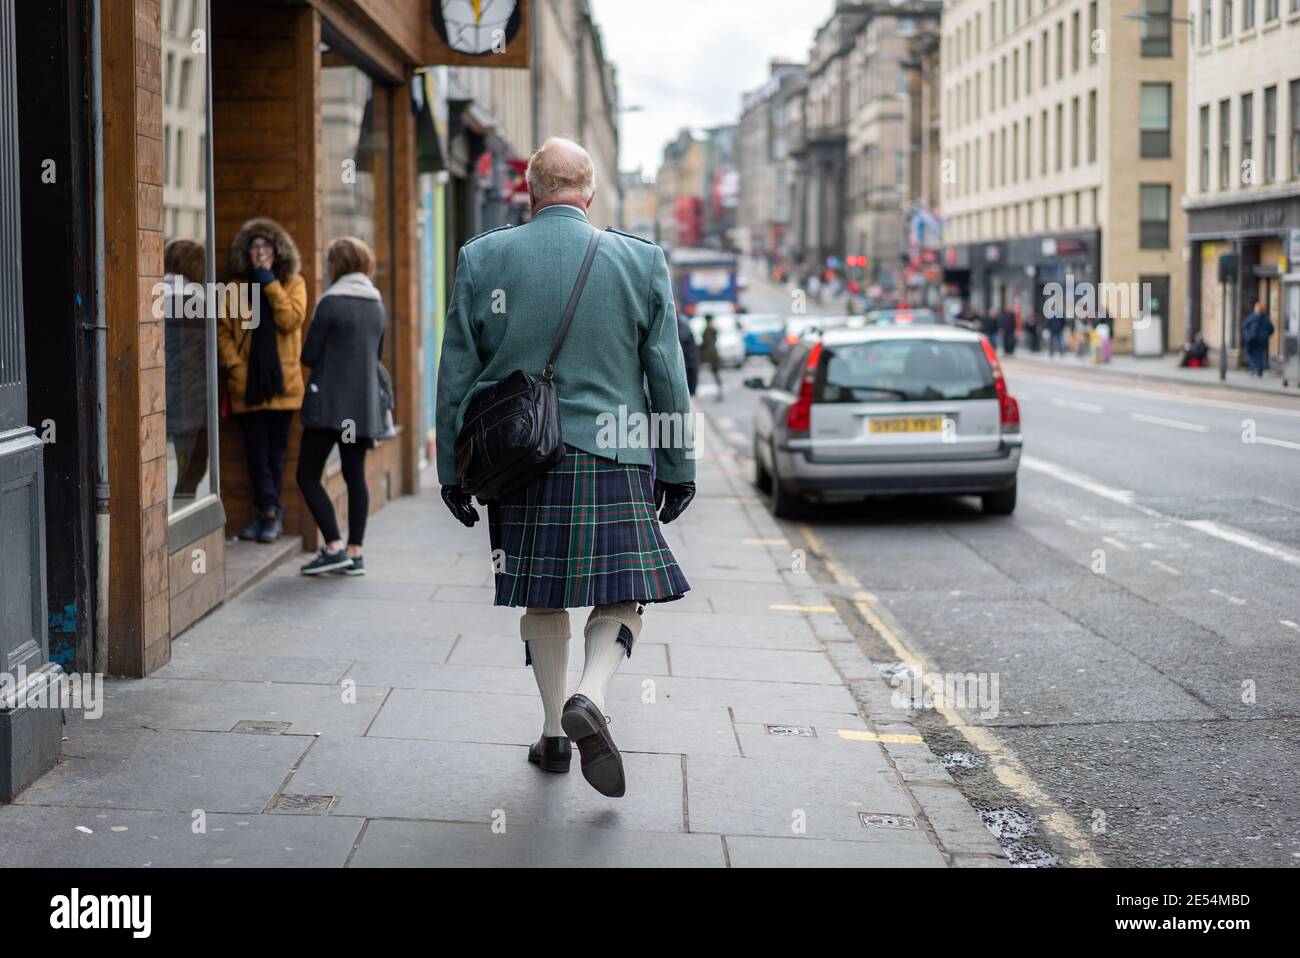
(527, 736, 572, 773)
(561, 694, 625, 798)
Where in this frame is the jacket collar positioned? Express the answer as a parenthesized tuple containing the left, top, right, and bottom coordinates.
(532, 204, 589, 224)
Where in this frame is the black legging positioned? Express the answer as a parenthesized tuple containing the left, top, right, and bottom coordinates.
(296, 427, 369, 547)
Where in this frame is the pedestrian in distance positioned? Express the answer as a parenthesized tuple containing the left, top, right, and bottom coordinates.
(296, 237, 389, 577)
(700, 313, 725, 400)
(982, 307, 999, 342)
(1045, 302, 1066, 357)
(998, 306, 1017, 356)
(217, 218, 307, 544)
(1243, 301, 1274, 377)
(436, 137, 695, 799)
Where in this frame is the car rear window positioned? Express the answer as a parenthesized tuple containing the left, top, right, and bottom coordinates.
(815, 339, 996, 403)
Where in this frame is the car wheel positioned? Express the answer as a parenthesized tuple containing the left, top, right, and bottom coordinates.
(752, 439, 772, 493)
(768, 443, 805, 519)
(981, 480, 1017, 516)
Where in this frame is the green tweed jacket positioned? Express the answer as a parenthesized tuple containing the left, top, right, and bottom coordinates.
(435, 205, 695, 487)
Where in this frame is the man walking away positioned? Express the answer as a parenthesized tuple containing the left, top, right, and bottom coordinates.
(1243, 301, 1274, 377)
(678, 313, 700, 396)
(700, 314, 724, 400)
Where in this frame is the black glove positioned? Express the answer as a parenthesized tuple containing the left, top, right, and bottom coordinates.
(441, 484, 480, 528)
(654, 480, 695, 525)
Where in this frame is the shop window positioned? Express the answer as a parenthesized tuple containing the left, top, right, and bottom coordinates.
(321, 64, 378, 253)
(161, 0, 215, 516)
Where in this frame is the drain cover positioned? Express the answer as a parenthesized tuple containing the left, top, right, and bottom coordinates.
(859, 812, 918, 830)
(274, 794, 339, 813)
(765, 724, 816, 737)
(232, 720, 293, 735)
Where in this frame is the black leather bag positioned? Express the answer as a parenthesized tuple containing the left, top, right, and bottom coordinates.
(453, 228, 602, 501)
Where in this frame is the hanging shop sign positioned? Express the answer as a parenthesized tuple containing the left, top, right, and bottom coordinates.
(424, 0, 532, 69)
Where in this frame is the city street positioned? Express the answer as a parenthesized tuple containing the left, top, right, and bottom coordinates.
(703, 268, 1300, 867)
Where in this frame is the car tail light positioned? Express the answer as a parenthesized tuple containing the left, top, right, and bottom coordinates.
(979, 336, 1020, 432)
(786, 342, 823, 436)
(785, 331, 799, 345)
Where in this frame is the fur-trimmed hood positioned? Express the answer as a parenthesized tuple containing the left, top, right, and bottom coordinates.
(229, 217, 302, 284)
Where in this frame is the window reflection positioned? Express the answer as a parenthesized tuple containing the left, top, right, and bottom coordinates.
(162, 0, 212, 512)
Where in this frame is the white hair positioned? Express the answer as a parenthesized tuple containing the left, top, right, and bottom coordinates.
(526, 137, 597, 202)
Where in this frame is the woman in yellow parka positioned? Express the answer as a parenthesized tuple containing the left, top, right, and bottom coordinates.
(217, 217, 307, 543)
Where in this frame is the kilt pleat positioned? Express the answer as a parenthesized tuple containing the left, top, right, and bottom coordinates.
(487, 446, 690, 609)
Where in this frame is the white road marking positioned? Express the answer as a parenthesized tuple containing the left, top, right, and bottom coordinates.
(1150, 560, 1182, 576)
(1210, 588, 1247, 606)
(1011, 366, 1300, 420)
(1101, 536, 1131, 551)
(1051, 397, 1105, 413)
(1279, 620, 1300, 633)
(1024, 456, 1300, 569)
(1129, 412, 1210, 433)
(1253, 435, 1300, 453)
(1182, 519, 1300, 569)
(1021, 456, 1136, 504)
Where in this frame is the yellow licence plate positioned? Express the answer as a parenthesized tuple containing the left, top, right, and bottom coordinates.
(869, 416, 944, 434)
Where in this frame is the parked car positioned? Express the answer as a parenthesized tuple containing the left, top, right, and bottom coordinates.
(741, 314, 785, 357)
(769, 314, 853, 367)
(746, 325, 1022, 517)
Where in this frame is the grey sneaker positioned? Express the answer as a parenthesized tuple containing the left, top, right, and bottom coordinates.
(257, 505, 284, 543)
(340, 555, 365, 576)
(301, 547, 352, 576)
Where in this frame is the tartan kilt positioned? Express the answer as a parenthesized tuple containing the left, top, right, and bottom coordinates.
(487, 446, 690, 609)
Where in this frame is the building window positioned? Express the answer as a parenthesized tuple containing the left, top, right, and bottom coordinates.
(1222, 0, 1233, 37)
(1219, 98, 1231, 188)
(1200, 0, 1212, 44)
(1071, 12, 1081, 73)
(1026, 40, 1033, 95)
(1264, 86, 1276, 183)
(1265, 0, 1279, 19)
(1199, 104, 1210, 190)
(1041, 108, 1048, 175)
(1291, 79, 1300, 180)
(1012, 122, 1019, 181)
(1244, 0, 1255, 28)
(1055, 20, 1064, 80)
(1241, 92, 1253, 185)
(1088, 2, 1099, 63)
(1001, 126, 1008, 184)
(1087, 90, 1097, 163)
(1139, 184, 1171, 248)
(1025, 113, 1033, 178)
(1055, 102, 1063, 171)
(1140, 83, 1172, 157)
(1041, 29, 1049, 86)
(1142, 0, 1172, 56)
(1071, 96, 1080, 167)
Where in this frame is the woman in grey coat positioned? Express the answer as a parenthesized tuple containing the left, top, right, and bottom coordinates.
(297, 237, 388, 577)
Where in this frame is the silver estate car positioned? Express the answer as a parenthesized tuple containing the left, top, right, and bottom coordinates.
(746, 325, 1022, 517)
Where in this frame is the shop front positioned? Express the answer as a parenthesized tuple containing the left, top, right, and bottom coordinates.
(1187, 193, 1300, 375)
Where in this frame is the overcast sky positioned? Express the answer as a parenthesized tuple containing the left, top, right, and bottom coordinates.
(588, 0, 834, 177)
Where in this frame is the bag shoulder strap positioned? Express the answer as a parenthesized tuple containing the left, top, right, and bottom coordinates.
(542, 227, 602, 381)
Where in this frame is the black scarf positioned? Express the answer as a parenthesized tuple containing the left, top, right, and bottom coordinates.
(245, 282, 285, 406)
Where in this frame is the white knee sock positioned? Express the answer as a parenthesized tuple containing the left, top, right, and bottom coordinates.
(521, 610, 570, 737)
(575, 602, 642, 714)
